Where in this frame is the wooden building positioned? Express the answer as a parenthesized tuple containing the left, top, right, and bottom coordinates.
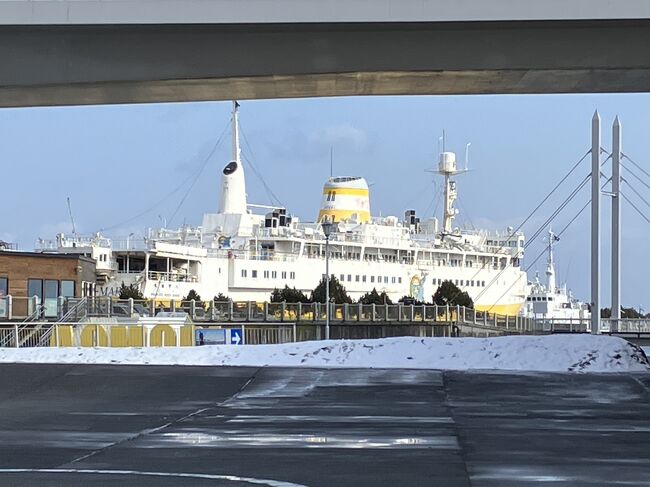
(0, 251, 96, 319)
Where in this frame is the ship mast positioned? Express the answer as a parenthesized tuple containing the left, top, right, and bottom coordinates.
(546, 228, 557, 293)
(232, 100, 241, 164)
(217, 101, 247, 215)
(436, 150, 466, 233)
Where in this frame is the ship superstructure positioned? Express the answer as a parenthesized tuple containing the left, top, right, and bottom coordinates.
(522, 229, 589, 320)
(39, 102, 528, 314)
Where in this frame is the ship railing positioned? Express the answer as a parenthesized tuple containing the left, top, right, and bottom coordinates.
(147, 271, 198, 283)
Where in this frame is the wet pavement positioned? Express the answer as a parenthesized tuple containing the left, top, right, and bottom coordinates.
(0, 364, 649, 486)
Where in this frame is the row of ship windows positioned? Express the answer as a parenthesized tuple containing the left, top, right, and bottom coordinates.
(339, 274, 403, 285)
(241, 270, 296, 280)
(311, 252, 499, 268)
(238, 269, 488, 288)
(450, 279, 487, 287)
(527, 296, 554, 301)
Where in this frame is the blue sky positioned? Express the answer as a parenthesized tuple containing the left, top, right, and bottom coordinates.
(1, 95, 649, 309)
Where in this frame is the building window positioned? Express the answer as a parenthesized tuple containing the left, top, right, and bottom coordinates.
(398, 277, 402, 284)
(355, 275, 360, 282)
(241, 269, 247, 278)
(0, 277, 7, 297)
(371, 276, 375, 283)
(340, 274, 345, 282)
(392, 277, 396, 284)
(362, 275, 367, 283)
(290, 272, 296, 279)
(263, 270, 269, 278)
(61, 280, 75, 297)
(347, 274, 352, 282)
(282, 271, 287, 279)
(27, 279, 42, 300)
(252, 270, 258, 278)
(384, 276, 388, 284)
(272, 271, 277, 279)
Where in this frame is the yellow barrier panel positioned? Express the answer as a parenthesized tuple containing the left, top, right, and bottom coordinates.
(180, 325, 194, 346)
(80, 325, 109, 346)
(128, 326, 145, 347)
(150, 324, 177, 346)
(51, 325, 73, 347)
(109, 326, 128, 347)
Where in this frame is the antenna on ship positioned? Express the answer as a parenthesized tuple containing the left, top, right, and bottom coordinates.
(431, 136, 468, 234)
(465, 143, 471, 171)
(546, 228, 560, 293)
(66, 196, 76, 235)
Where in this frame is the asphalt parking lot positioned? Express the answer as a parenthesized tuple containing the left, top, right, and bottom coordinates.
(0, 364, 649, 486)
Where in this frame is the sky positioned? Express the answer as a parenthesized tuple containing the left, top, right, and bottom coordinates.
(1, 94, 649, 309)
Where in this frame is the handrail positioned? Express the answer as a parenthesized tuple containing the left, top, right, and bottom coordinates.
(57, 298, 87, 323)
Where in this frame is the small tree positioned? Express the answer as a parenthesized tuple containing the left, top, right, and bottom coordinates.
(119, 282, 144, 300)
(358, 288, 392, 305)
(270, 286, 311, 303)
(399, 295, 425, 306)
(432, 280, 474, 308)
(213, 293, 231, 302)
(311, 275, 352, 304)
(183, 289, 202, 302)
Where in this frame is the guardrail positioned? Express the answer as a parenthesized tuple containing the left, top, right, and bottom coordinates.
(57, 297, 535, 328)
(2, 296, 536, 330)
(0, 316, 529, 348)
(532, 318, 650, 334)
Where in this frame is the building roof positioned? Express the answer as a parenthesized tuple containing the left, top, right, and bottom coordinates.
(0, 251, 96, 265)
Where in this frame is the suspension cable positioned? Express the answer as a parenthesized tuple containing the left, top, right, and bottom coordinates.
(474, 173, 591, 303)
(440, 150, 591, 305)
(622, 153, 650, 182)
(168, 120, 232, 227)
(100, 120, 231, 233)
(622, 177, 650, 211)
(239, 123, 284, 207)
(621, 162, 650, 191)
(621, 191, 650, 225)
(486, 198, 591, 313)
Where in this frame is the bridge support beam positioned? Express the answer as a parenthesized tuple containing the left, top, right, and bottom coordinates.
(591, 111, 601, 335)
(611, 117, 622, 331)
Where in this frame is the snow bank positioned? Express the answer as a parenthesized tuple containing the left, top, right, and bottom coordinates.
(1, 335, 648, 373)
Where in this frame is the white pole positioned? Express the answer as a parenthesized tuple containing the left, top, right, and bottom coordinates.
(591, 111, 601, 335)
(325, 236, 330, 340)
(611, 117, 622, 331)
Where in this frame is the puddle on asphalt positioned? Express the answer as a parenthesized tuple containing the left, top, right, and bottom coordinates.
(135, 431, 459, 449)
(223, 415, 454, 424)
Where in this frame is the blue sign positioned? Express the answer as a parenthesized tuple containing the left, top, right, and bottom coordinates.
(195, 328, 226, 346)
(230, 328, 243, 345)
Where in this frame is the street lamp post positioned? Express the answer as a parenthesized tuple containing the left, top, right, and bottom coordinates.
(321, 221, 335, 340)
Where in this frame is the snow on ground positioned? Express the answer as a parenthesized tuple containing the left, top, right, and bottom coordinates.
(0, 335, 648, 373)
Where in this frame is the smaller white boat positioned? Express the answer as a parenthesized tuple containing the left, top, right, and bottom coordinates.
(522, 229, 590, 321)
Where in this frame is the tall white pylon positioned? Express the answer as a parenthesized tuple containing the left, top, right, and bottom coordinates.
(591, 111, 601, 335)
(611, 117, 622, 329)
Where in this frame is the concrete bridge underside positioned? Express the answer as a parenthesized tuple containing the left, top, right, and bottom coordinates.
(3, 20, 650, 107)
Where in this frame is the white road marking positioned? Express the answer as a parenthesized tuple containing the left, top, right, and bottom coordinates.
(0, 468, 309, 487)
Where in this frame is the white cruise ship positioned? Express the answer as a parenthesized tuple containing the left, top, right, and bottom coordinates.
(40, 102, 528, 315)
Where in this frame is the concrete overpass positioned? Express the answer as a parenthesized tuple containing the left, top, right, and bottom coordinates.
(3, 0, 650, 107)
